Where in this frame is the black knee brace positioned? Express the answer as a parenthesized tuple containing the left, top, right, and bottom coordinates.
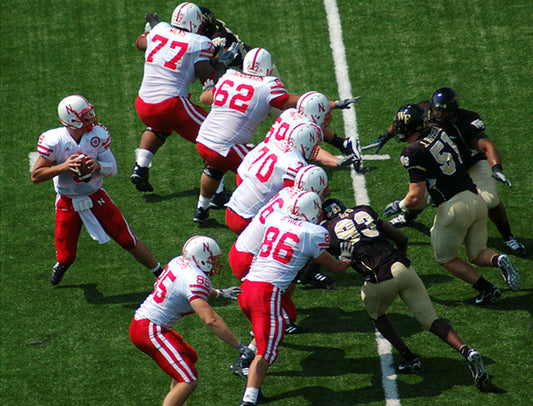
(203, 164, 225, 181)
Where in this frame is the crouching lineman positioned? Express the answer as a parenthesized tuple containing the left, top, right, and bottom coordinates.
(130, 235, 253, 406)
(322, 198, 491, 391)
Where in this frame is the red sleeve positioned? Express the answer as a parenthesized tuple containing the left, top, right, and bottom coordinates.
(283, 178, 294, 188)
(270, 93, 290, 109)
(136, 33, 147, 51)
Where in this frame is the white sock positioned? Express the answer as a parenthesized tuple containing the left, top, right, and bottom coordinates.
(197, 195, 211, 209)
(248, 343, 257, 352)
(137, 149, 154, 168)
(242, 387, 259, 404)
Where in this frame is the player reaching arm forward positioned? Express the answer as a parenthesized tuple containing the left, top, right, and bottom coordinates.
(130, 236, 251, 406)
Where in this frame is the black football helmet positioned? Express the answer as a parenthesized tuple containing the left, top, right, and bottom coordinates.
(392, 104, 428, 141)
(322, 198, 347, 221)
(200, 7, 217, 38)
(430, 87, 459, 123)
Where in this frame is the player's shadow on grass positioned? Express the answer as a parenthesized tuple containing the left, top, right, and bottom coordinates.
(141, 188, 197, 203)
(296, 306, 420, 337)
(57, 283, 240, 309)
(267, 345, 504, 404)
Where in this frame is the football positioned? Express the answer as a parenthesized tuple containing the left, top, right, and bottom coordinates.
(74, 153, 92, 182)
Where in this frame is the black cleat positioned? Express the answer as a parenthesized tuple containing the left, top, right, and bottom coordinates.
(504, 237, 526, 257)
(466, 286, 501, 305)
(310, 272, 337, 290)
(284, 323, 306, 335)
(237, 402, 256, 406)
(130, 164, 153, 192)
(397, 357, 423, 374)
(193, 207, 210, 223)
(497, 254, 521, 292)
(50, 262, 69, 285)
(466, 349, 490, 391)
(209, 187, 232, 210)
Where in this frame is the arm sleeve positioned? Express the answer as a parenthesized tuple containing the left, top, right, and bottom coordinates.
(97, 149, 118, 177)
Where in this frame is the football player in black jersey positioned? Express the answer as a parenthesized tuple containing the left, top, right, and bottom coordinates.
(322, 198, 490, 391)
(383, 104, 521, 305)
(366, 88, 525, 257)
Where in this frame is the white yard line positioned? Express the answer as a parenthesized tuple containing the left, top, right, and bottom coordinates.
(323, 1, 400, 404)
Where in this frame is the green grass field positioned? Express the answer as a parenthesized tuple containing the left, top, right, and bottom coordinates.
(1, 1, 532, 405)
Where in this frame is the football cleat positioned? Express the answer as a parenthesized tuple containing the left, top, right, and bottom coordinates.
(310, 272, 337, 290)
(389, 212, 418, 228)
(497, 254, 521, 292)
(504, 237, 526, 257)
(230, 354, 253, 380)
(466, 349, 490, 391)
(466, 286, 501, 305)
(209, 187, 232, 210)
(396, 357, 423, 374)
(130, 164, 153, 192)
(50, 262, 69, 285)
(193, 207, 210, 224)
(237, 402, 256, 406)
(284, 323, 306, 335)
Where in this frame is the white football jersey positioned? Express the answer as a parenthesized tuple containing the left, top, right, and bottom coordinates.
(134, 256, 213, 329)
(197, 69, 288, 157)
(227, 140, 307, 219)
(235, 186, 300, 254)
(36, 125, 114, 197)
(244, 211, 330, 291)
(138, 22, 215, 103)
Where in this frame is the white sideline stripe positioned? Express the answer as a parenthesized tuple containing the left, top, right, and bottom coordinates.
(324, 1, 399, 405)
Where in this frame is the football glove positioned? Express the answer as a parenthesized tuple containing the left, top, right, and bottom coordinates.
(145, 12, 160, 30)
(337, 154, 360, 168)
(334, 96, 361, 109)
(202, 78, 215, 92)
(361, 131, 394, 153)
(218, 41, 240, 66)
(215, 286, 242, 300)
(339, 240, 355, 262)
(383, 200, 404, 217)
(212, 37, 227, 49)
(491, 165, 512, 187)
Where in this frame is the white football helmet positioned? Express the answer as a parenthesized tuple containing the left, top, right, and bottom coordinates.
(294, 165, 329, 201)
(182, 235, 222, 276)
(171, 2, 203, 34)
(243, 48, 273, 77)
(288, 191, 323, 224)
(296, 91, 330, 126)
(288, 122, 323, 161)
(58, 95, 97, 132)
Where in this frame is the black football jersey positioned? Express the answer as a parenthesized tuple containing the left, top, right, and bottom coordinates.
(213, 19, 252, 68)
(400, 126, 477, 206)
(324, 205, 410, 283)
(430, 108, 487, 169)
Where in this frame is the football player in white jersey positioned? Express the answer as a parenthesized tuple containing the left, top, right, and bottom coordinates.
(31, 95, 164, 285)
(225, 122, 323, 235)
(193, 47, 302, 223)
(130, 235, 253, 406)
(131, 2, 239, 193)
(236, 191, 354, 406)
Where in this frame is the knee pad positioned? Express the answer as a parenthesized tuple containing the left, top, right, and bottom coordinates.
(145, 127, 171, 143)
(203, 164, 225, 181)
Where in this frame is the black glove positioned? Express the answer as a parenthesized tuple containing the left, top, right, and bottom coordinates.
(334, 96, 361, 109)
(361, 131, 394, 153)
(491, 164, 512, 187)
(383, 200, 403, 217)
(218, 41, 240, 66)
(339, 240, 355, 262)
(145, 12, 160, 30)
(215, 286, 242, 300)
